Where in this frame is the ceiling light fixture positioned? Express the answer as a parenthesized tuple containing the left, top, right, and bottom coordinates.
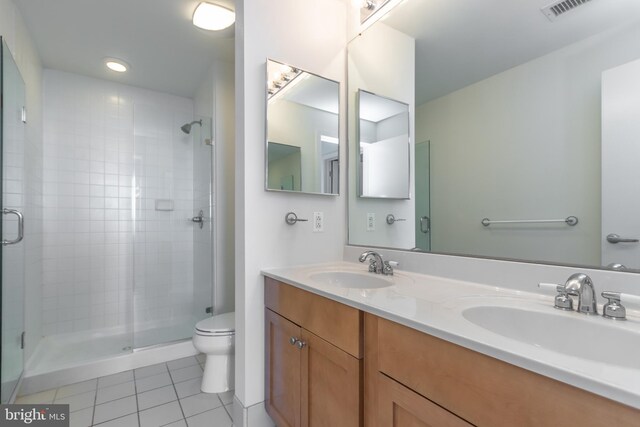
(193, 2, 235, 31)
(105, 58, 129, 73)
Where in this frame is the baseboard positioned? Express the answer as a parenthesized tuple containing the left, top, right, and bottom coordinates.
(232, 396, 275, 427)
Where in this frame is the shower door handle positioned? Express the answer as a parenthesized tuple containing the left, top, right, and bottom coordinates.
(2, 208, 24, 246)
(191, 210, 205, 229)
(419, 216, 430, 234)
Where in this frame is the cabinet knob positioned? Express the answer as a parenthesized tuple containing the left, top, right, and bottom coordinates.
(296, 340, 306, 349)
(289, 336, 298, 345)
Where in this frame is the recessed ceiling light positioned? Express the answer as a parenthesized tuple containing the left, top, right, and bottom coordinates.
(192, 2, 235, 31)
(105, 58, 129, 73)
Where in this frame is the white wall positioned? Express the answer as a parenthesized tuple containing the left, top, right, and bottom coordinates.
(235, 0, 347, 413)
(362, 135, 409, 197)
(348, 22, 415, 249)
(42, 70, 195, 338)
(212, 60, 236, 315)
(0, 0, 44, 361)
(416, 22, 640, 266)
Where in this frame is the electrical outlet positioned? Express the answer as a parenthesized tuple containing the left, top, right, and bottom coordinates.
(313, 212, 324, 232)
(367, 213, 376, 231)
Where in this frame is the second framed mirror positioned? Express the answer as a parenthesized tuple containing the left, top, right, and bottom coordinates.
(357, 90, 410, 199)
(265, 59, 340, 196)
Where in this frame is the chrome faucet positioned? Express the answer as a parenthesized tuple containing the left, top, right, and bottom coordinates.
(359, 250, 384, 274)
(358, 250, 395, 275)
(562, 273, 598, 315)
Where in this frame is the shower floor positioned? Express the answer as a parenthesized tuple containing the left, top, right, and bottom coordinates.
(28, 321, 196, 376)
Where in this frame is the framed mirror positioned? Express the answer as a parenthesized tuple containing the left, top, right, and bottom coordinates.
(357, 90, 410, 199)
(347, 0, 640, 271)
(267, 142, 302, 191)
(265, 59, 340, 195)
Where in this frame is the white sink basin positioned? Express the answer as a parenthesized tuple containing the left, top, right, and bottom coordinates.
(463, 306, 640, 369)
(309, 271, 393, 289)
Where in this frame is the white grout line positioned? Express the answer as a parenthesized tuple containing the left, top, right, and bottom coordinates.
(23, 357, 219, 427)
(133, 370, 141, 427)
(90, 384, 97, 426)
(165, 362, 187, 427)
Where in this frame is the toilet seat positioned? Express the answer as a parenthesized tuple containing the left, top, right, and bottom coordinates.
(195, 312, 235, 337)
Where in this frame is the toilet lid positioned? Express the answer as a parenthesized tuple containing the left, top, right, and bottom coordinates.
(195, 312, 235, 334)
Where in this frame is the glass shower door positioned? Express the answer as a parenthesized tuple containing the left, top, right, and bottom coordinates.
(191, 116, 214, 324)
(132, 108, 214, 349)
(1, 38, 26, 403)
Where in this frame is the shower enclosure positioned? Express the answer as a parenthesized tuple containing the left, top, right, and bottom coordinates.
(22, 69, 217, 376)
(1, 37, 27, 403)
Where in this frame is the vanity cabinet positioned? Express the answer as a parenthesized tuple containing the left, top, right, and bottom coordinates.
(265, 310, 302, 427)
(366, 313, 640, 427)
(265, 277, 640, 427)
(377, 373, 472, 427)
(265, 278, 363, 427)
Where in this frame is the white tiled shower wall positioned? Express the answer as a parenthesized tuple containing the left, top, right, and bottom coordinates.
(41, 70, 196, 338)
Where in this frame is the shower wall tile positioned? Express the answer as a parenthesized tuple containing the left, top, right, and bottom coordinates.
(42, 69, 195, 338)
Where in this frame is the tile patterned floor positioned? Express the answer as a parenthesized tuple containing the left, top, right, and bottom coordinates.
(16, 354, 234, 427)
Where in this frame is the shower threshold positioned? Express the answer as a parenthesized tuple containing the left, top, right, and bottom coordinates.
(21, 338, 197, 396)
(21, 322, 198, 395)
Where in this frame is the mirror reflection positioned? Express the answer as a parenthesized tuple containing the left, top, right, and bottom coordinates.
(266, 59, 340, 195)
(358, 90, 410, 199)
(348, 0, 640, 271)
(267, 142, 302, 191)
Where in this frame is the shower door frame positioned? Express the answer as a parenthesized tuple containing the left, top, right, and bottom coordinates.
(0, 36, 27, 404)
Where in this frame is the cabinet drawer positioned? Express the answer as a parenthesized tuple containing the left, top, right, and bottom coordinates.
(377, 317, 640, 427)
(265, 277, 363, 358)
(378, 373, 472, 427)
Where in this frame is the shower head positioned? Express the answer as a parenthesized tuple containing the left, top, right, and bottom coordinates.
(181, 119, 202, 134)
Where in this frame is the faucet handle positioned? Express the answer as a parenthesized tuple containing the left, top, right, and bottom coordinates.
(602, 292, 626, 320)
(538, 282, 573, 311)
(382, 261, 397, 276)
(538, 282, 563, 292)
(602, 291, 640, 320)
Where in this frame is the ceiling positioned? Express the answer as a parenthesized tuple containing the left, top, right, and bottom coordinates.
(380, 0, 640, 105)
(359, 91, 407, 122)
(16, 0, 235, 98)
(282, 73, 340, 115)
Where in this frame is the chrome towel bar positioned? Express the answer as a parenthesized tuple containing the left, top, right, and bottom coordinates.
(481, 216, 578, 227)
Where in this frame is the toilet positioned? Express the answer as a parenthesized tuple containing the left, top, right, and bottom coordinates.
(192, 311, 235, 393)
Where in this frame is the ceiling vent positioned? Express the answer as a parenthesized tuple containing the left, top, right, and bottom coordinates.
(541, 0, 593, 21)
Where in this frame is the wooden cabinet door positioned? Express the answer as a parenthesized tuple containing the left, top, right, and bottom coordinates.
(300, 328, 362, 427)
(265, 309, 302, 427)
(378, 373, 472, 427)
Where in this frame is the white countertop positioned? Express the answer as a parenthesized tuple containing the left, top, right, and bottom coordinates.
(262, 261, 640, 410)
